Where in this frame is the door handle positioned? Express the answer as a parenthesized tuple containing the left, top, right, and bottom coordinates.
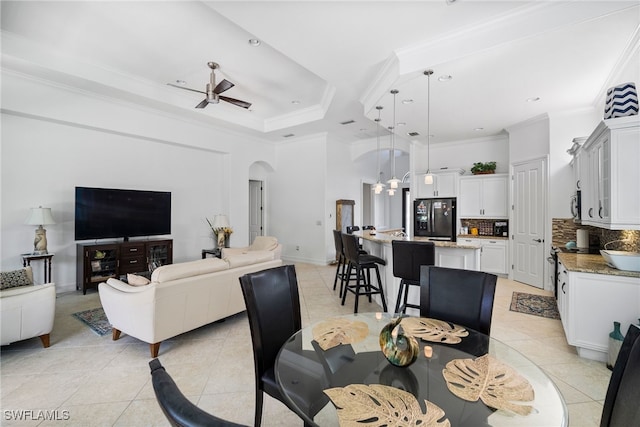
(532, 239, 542, 243)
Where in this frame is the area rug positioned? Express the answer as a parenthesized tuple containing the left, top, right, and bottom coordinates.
(72, 307, 111, 336)
(509, 292, 560, 320)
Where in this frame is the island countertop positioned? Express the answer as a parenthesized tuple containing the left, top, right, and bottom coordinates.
(558, 252, 640, 279)
(354, 230, 481, 250)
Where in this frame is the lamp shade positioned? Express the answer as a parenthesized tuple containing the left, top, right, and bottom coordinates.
(212, 214, 230, 229)
(25, 207, 55, 226)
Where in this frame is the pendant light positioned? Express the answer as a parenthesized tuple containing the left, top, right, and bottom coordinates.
(387, 89, 401, 195)
(424, 69, 434, 185)
(373, 105, 385, 194)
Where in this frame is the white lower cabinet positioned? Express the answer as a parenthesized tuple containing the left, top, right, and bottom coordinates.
(458, 238, 508, 275)
(559, 258, 640, 361)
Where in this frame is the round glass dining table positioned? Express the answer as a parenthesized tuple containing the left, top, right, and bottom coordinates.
(275, 312, 567, 427)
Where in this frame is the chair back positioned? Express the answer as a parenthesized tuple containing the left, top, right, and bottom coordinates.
(419, 265, 497, 336)
(239, 265, 302, 386)
(332, 229, 344, 257)
(601, 323, 640, 427)
(341, 233, 360, 264)
(392, 240, 435, 283)
(346, 225, 360, 234)
(149, 358, 246, 427)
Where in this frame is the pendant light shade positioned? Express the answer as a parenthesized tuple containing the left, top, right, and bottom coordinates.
(373, 105, 385, 194)
(387, 89, 400, 195)
(424, 69, 434, 185)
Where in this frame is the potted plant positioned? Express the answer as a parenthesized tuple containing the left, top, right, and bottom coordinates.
(470, 161, 497, 175)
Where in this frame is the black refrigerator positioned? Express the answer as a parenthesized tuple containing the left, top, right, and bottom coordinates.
(414, 198, 457, 241)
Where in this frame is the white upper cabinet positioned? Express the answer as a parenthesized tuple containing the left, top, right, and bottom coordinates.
(459, 174, 508, 219)
(415, 169, 463, 199)
(580, 116, 639, 230)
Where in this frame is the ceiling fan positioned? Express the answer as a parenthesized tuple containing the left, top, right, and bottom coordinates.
(167, 62, 251, 109)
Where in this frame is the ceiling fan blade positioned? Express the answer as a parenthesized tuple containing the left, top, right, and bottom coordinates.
(213, 79, 234, 94)
(195, 99, 209, 109)
(219, 95, 251, 109)
(167, 83, 206, 94)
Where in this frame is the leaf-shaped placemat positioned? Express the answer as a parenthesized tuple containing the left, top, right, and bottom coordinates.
(443, 354, 535, 416)
(312, 318, 369, 350)
(324, 384, 451, 427)
(401, 317, 469, 344)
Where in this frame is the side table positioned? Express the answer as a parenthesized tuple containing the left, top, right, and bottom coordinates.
(201, 248, 221, 259)
(21, 253, 54, 283)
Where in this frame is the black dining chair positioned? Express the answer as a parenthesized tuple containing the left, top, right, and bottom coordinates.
(419, 265, 497, 336)
(600, 323, 640, 427)
(149, 358, 247, 427)
(239, 265, 319, 427)
(391, 240, 435, 314)
(341, 233, 387, 313)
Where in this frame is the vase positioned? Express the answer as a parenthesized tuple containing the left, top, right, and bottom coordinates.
(607, 321, 625, 370)
(379, 317, 419, 368)
(217, 232, 225, 248)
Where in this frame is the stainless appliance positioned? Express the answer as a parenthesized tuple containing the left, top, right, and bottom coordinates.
(570, 190, 581, 222)
(414, 198, 456, 241)
(494, 221, 508, 237)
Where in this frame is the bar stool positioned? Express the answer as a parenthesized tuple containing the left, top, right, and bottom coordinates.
(332, 229, 348, 296)
(333, 230, 368, 298)
(341, 233, 388, 313)
(391, 240, 435, 314)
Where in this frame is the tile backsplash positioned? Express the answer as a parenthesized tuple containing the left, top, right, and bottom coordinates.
(552, 218, 640, 251)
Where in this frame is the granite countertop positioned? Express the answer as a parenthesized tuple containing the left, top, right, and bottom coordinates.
(457, 234, 509, 240)
(558, 252, 640, 278)
(354, 231, 481, 250)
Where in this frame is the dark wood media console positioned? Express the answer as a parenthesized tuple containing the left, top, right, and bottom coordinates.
(77, 239, 172, 294)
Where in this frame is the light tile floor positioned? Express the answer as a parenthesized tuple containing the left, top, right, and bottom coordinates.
(1, 262, 610, 426)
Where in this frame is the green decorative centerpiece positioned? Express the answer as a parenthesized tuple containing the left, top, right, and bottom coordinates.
(379, 317, 419, 367)
(470, 161, 496, 175)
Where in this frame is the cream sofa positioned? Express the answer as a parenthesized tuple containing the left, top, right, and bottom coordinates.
(1, 266, 56, 348)
(99, 237, 282, 356)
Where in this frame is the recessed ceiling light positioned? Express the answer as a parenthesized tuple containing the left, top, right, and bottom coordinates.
(283, 133, 295, 138)
(438, 75, 453, 82)
(396, 122, 406, 127)
(291, 100, 300, 105)
(175, 80, 187, 85)
(402, 99, 414, 104)
(407, 132, 420, 137)
(248, 38, 261, 47)
(526, 97, 541, 102)
(474, 127, 484, 131)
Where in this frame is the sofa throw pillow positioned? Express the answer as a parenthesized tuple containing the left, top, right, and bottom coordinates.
(249, 236, 278, 252)
(127, 273, 151, 286)
(0, 269, 33, 290)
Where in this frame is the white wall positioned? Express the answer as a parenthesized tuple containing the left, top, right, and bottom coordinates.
(413, 135, 509, 174)
(1, 72, 276, 292)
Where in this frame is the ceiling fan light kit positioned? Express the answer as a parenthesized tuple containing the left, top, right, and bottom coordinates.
(167, 61, 251, 110)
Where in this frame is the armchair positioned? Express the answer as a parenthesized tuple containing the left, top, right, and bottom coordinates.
(1, 267, 55, 347)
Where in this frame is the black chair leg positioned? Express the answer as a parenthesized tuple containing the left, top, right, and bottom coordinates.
(374, 265, 387, 312)
(341, 264, 352, 306)
(394, 281, 405, 314)
(254, 389, 264, 427)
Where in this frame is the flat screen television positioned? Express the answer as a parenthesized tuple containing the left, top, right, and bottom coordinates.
(75, 187, 171, 241)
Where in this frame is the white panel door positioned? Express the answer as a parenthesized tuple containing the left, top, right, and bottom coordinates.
(512, 158, 546, 288)
(249, 180, 263, 244)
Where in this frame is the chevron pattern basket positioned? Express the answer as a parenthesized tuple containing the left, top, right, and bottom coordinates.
(604, 82, 638, 119)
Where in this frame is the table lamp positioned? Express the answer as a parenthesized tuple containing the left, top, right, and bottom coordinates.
(25, 206, 55, 254)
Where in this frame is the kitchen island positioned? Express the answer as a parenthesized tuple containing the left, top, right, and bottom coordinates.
(352, 230, 481, 314)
